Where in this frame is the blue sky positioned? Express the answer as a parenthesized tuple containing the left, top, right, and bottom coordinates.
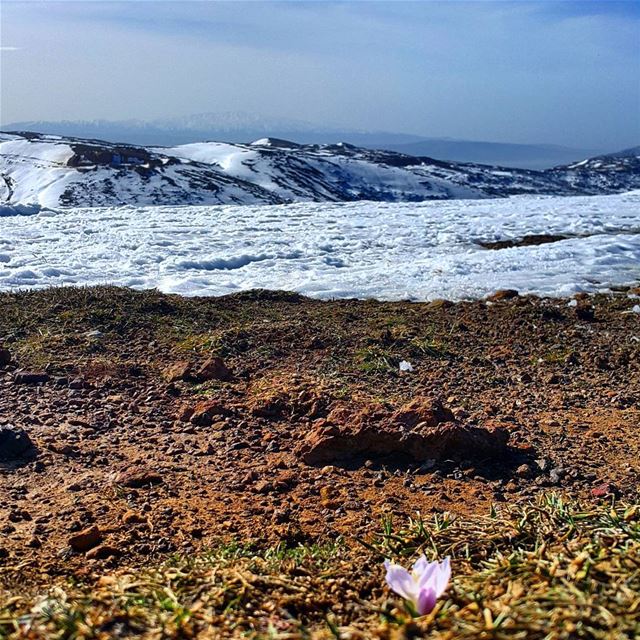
(1, 1, 639, 149)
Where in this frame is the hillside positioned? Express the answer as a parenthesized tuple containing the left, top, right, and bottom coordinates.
(1, 132, 639, 208)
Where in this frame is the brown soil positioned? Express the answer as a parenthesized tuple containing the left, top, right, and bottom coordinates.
(0, 286, 639, 589)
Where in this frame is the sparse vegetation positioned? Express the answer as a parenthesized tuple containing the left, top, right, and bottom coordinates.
(1, 495, 638, 639)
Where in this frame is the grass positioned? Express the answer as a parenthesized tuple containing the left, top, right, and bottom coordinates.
(1, 494, 638, 639)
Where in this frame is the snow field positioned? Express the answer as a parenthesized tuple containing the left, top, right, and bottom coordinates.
(0, 192, 639, 300)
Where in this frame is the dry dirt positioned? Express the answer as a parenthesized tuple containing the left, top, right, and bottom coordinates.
(0, 286, 639, 591)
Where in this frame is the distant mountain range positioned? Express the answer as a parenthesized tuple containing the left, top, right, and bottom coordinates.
(1, 131, 638, 209)
(0, 112, 609, 169)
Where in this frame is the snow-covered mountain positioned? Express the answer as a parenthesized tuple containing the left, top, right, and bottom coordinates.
(546, 148, 640, 193)
(1, 131, 639, 208)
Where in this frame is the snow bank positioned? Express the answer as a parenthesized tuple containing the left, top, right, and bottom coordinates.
(0, 192, 639, 300)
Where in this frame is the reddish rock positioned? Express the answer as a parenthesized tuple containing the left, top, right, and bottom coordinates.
(391, 398, 456, 430)
(68, 525, 102, 552)
(297, 405, 509, 465)
(86, 544, 121, 560)
(177, 405, 195, 422)
(122, 510, 145, 525)
(195, 357, 232, 382)
(487, 289, 519, 302)
(163, 361, 192, 383)
(116, 466, 163, 488)
(190, 400, 230, 426)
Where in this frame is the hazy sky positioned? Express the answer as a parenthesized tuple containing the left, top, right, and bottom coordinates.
(1, 0, 639, 148)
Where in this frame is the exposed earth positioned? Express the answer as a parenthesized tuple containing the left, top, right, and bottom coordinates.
(0, 286, 639, 603)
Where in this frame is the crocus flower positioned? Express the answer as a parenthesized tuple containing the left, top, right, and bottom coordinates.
(384, 555, 451, 615)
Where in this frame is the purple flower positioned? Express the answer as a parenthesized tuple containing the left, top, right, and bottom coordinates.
(384, 555, 451, 616)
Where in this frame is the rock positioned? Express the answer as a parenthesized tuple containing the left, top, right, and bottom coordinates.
(86, 544, 120, 560)
(296, 407, 508, 465)
(68, 377, 88, 390)
(13, 371, 50, 385)
(115, 466, 163, 488)
(122, 510, 145, 525)
(391, 398, 456, 430)
(163, 361, 192, 383)
(0, 348, 11, 367)
(189, 400, 230, 426)
(549, 467, 565, 484)
(515, 464, 533, 479)
(0, 425, 34, 460)
(534, 457, 550, 472)
(68, 525, 102, 552)
(487, 289, 519, 302)
(195, 357, 232, 382)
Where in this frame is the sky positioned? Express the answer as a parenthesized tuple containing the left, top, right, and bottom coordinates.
(1, 0, 639, 149)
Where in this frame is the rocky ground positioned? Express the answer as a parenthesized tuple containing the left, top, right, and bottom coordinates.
(0, 286, 639, 636)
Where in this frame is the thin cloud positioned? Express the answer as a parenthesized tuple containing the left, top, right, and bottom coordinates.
(0, 46, 22, 51)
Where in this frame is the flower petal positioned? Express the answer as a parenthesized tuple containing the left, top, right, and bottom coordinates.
(416, 587, 437, 615)
(416, 559, 439, 590)
(433, 557, 451, 597)
(385, 561, 417, 601)
(412, 555, 429, 574)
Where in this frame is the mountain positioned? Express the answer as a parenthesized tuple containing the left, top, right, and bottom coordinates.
(1, 131, 638, 209)
(0, 113, 601, 169)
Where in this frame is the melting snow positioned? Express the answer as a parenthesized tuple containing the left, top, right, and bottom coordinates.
(0, 192, 639, 300)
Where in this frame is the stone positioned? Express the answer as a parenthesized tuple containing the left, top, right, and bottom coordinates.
(13, 371, 50, 385)
(68, 525, 102, 552)
(115, 466, 163, 488)
(163, 361, 192, 383)
(549, 467, 565, 484)
(122, 510, 145, 525)
(516, 464, 533, 479)
(391, 398, 456, 430)
(189, 400, 229, 426)
(297, 414, 508, 465)
(534, 458, 550, 472)
(0, 348, 11, 367)
(0, 425, 34, 460)
(86, 544, 120, 560)
(195, 357, 232, 382)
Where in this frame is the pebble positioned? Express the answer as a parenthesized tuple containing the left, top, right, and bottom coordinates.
(68, 525, 102, 552)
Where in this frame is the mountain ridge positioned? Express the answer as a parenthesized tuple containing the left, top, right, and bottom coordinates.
(1, 131, 638, 209)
